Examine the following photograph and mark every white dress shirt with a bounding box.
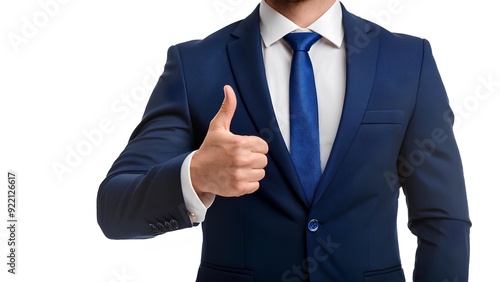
[180,0,346,223]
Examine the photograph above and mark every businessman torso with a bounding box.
[97,3,470,282]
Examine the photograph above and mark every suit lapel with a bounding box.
[226,4,380,207]
[312,5,380,205]
[227,6,309,205]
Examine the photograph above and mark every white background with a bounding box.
[1,0,498,281]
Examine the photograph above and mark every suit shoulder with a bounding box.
[370,19,423,47]
[363,17,426,59]
[343,7,424,49]
[343,8,429,73]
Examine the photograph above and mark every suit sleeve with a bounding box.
[399,40,471,281]
[97,45,196,239]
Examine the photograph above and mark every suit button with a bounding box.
[308,219,319,232]
[156,222,167,232]
[164,219,179,231]
[170,219,179,230]
[149,224,160,233]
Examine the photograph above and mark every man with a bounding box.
[97,0,471,281]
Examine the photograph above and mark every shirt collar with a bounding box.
[260,0,344,48]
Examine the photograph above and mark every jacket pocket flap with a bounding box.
[364,265,405,282]
[362,110,404,124]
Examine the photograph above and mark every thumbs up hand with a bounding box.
[191,85,269,197]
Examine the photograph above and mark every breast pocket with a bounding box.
[361,110,404,125]
[350,110,405,171]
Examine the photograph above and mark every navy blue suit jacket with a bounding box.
[97,4,471,282]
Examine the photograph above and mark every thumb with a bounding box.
[210,85,237,131]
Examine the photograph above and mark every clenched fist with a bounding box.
[191,85,269,197]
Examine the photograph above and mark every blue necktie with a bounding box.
[284,32,322,205]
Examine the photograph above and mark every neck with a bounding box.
[265,0,336,28]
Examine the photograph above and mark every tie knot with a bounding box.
[284,32,322,52]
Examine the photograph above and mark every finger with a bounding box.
[248,168,266,182]
[210,85,237,131]
[246,136,269,154]
[249,153,268,169]
[241,181,260,195]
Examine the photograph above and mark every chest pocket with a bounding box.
[361,110,404,125]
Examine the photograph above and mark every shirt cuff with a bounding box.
[180,151,215,223]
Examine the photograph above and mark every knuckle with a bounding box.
[233,182,247,193]
[208,118,216,127]
[232,156,244,167]
[232,168,246,182]
[232,137,248,148]
[231,156,247,168]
